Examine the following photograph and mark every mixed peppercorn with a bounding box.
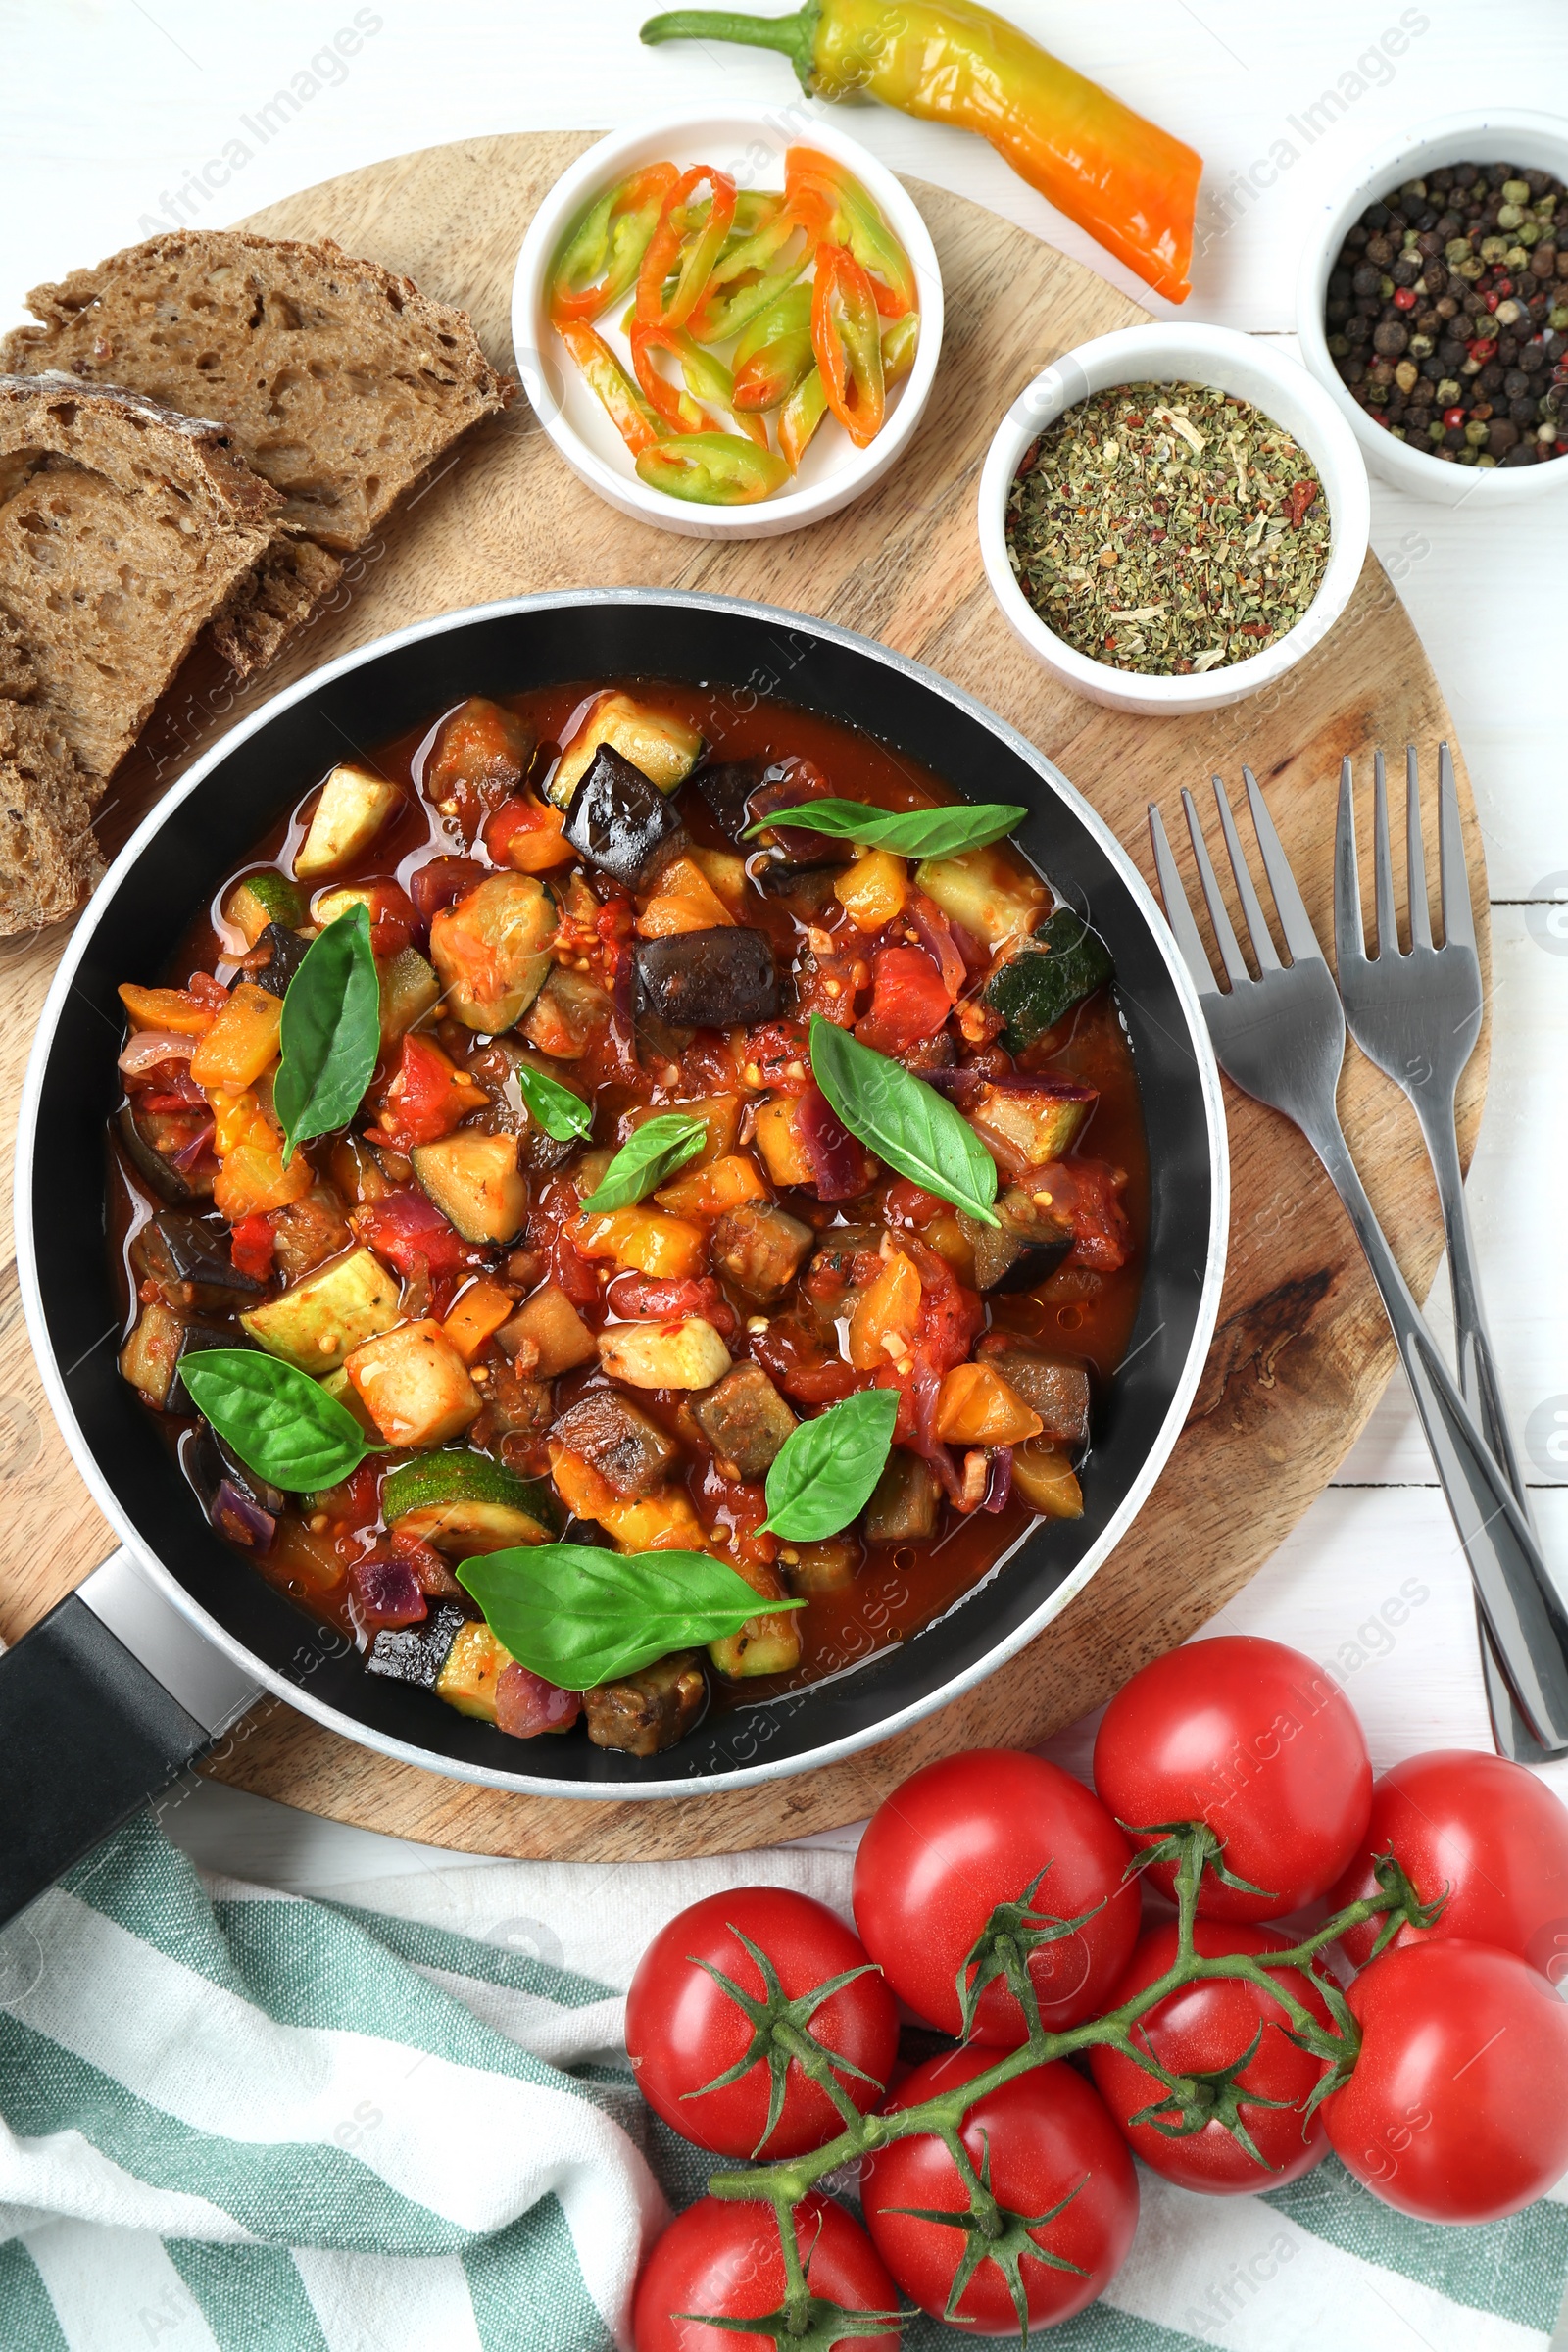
[1325,160,1568,466]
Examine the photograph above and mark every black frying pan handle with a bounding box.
[0,1549,261,1927]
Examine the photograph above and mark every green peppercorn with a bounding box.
[1551,306,1568,329]
[1481,236,1510,262]
[1520,221,1542,246]
[1464,416,1490,446]
[1459,255,1485,280]
[1497,203,1526,230]
[1445,236,1472,265]
[1428,417,1446,440]
[1502,178,1531,202]
[1506,245,1531,270]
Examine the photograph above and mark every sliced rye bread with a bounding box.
[0,374,282,929]
[3,230,513,668]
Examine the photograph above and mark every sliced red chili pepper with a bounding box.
[629,320,710,435]
[636,165,737,331]
[786,147,917,318]
[554,318,661,456]
[1285,480,1318,528]
[810,243,885,450]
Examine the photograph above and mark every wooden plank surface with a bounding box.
[0,132,1488,1859]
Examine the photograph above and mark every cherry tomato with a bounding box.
[1088,1920,1334,2193]
[1323,1939,1568,2222]
[1092,1636,1372,1921]
[633,2195,899,2352]
[1328,1748,1568,1977]
[852,1750,1140,2044]
[861,2044,1137,2335]
[625,1887,898,2159]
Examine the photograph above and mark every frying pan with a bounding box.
[4,592,1228,1925]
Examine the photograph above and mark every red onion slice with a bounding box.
[907,894,965,1003]
[170,1119,217,1173]
[797,1083,866,1200]
[210,1480,276,1552]
[118,1030,197,1076]
[496,1662,583,1740]
[983,1448,1014,1513]
[349,1553,428,1635]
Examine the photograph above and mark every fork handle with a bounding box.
[1410,1102,1545,1758]
[1307,1112,1568,1753]
[1414,1101,1535,1520]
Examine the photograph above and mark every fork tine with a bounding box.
[1437,740,1477,954]
[1212,773,1281,972]
[1243,764,1327,966]
[1181,787,1250,990]
[1148,805,1219,997]
[1333,756,1365,970]
[1373,749,1399,957]
[1405,744,1434,950]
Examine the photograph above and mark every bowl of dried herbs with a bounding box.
[979,323,1370,715]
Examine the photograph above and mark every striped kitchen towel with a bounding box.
[1,1810,1565,2352]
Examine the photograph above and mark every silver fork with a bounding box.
[1334,745,1541,1758]
[1150,769,1568,1754]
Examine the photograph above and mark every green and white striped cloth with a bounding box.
[1,1811,1565,2351]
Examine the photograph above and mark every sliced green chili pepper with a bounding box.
[556,319,662,455]
[636,430,790,504]
[810,241,884,449]
[686,241,809,345]
[779,308,915,470]
[630,321,770,447]
[548,163,678,324]
[733,281,814,411]
[786,146,916,318]
[637,164,738,329]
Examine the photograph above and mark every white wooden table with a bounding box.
[2,0,1566,1887]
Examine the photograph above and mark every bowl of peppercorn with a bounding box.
[1298,109,1568,503]
[978,322,1370,716]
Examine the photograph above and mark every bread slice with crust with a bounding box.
[0,373,280,788]
[3,230,513,673]
[0,697,102,932]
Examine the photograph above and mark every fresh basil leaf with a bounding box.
[457,1544,802,1690]
[808,1014,999,1227]
[583,1112,708,1211]
[762,1388,899,1541]
[274,904,381,1163]
[179,1348,378,1491]
[514,1059,592,1143]
[745,798,1028,858]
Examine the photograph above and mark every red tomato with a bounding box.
[861,2045,1137,2335]
[625,1887,898,2159]
[228,1211,275,1285]
[1323,1939,1568,2221]
[853,1750,1140,2044]
[339,876,416,959]
[1093,1636,1372,1921]
[380,1033,483,1150]
[1328,1748,1568,1977]
[856,945,954,1054]
[1089,1921,1333,2193]
[633,2195,898,2352]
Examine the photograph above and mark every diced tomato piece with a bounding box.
[484,796,574,873]
[605,1270,736,1335]
[229,1212,276,1285]
[529,1172,601,1305]
[186,971,230,1009]
[742,1019,813,1090]
[496,1663,583,1739]
[907,1236,984,1375]
[137,1080,210,1113]
[355,1187,489,1278]
[349,879,417,959]
[750,1314,866,1405]
[856,945,953,1055]
[1037,1157,1134,1272]
[883,1178,947,1229]
[377,1032,486,1152]
[426,697,536,836]
[408,856,486,922]
[389,1525,466,1598]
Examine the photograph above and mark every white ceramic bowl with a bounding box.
[1296,109,1568,507]
[978,323,1371,717]
[511,111,943,541]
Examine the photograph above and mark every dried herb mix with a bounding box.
[1004,381,1331,676]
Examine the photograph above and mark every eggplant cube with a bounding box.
[366,1601,467,1690]
[249,921,311,1001]
[134,1210,262,1310]
[345,1319,483,1446]
[635,928,778,1031]
[564,743,687,888]
[692,758,764,843]
[968,1079,1097,1179]
[691,1362,798,1480]
[961,1187,1074,1295]
[584,1651,707,1755]
[550,1389,681,1497]
[710,1201,814,1303]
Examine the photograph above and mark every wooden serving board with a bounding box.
[0,133,1488,1861]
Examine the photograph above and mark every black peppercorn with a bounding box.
[1487,417,1520,453]
[1373,320,1410,356]
[1352,263,1382,296]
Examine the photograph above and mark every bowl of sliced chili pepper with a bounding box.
[512,111,943,537]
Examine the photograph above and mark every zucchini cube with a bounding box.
[345,1319,482,1447]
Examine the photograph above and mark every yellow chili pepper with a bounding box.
[641,0,1202,302]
